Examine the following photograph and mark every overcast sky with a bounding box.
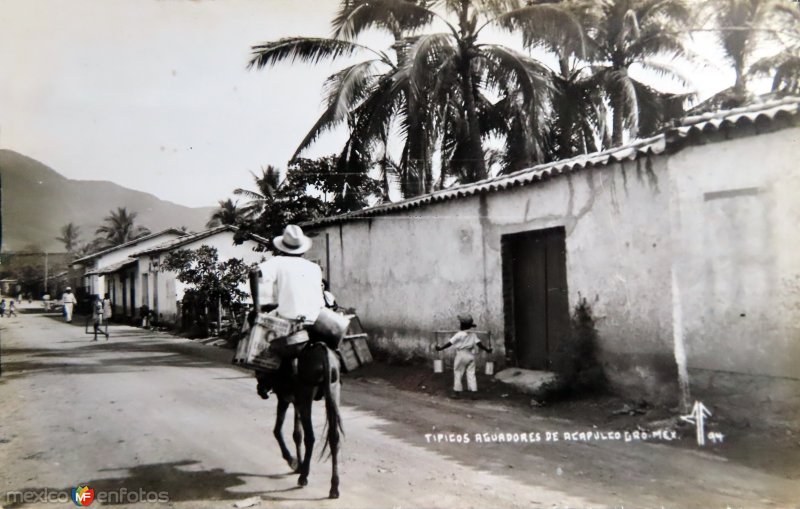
[0,0,736,208]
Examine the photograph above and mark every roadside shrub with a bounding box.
[541,296,607,401]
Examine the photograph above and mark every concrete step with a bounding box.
[495,368,557,395]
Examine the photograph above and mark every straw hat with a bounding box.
[273,225,312,255]
[457,313,476,330]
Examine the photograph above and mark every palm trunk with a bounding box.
[458,0,487,183]
[460,61,486,182]
[612,103,624,147]
[557,56,573,158]
[733,65,747,100]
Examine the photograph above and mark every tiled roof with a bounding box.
[674,96,800,136]
[84,257,137,276]
[72,228,186,265]
[131,225,269,257]
[304,96,800,228]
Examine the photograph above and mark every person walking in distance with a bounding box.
[436,314,493,398]
[91,295,108,341]
[61,287,77,323]
[102,293,113,322]
[7,300,18,317]
[0,299,6,318]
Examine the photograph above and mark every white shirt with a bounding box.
[449,330,480,353]
[62,293,77,305]
[258,256,323,322]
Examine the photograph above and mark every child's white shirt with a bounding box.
[449,330,480,353]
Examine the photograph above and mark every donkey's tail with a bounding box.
[320,343,344,460]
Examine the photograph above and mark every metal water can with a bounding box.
[433,358,444,373]
[309,307,350,345]
[485,360,495,376]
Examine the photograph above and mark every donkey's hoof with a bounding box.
[290,458,300,472]
[298,476,308,487]
[329,488,339,499]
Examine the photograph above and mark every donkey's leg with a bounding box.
[296,392,315,487]
[327,379,342,499]
[273,398,295,470]
[292,406,302,472]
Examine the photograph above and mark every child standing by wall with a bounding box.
[436,314,492,398]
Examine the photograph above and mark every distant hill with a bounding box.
[0,150,215,252]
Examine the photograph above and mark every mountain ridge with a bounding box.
[0,149,215,252]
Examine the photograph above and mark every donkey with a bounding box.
[257,341,343,499]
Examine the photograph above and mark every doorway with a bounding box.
[502,227,569,370]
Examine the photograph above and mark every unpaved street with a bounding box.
[0,307,796,508]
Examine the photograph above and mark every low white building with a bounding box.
[127,225,270,325]
[73,229,187,308]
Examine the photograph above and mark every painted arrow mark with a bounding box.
[680,401,712,446]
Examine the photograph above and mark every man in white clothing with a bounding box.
[61,287,77,323]
[250,224,323,399]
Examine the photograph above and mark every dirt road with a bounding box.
[0,307,796,508]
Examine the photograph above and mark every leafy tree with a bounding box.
[161,245,253,335]
[206,199,246,228]
[234,156,381,249]
[56,223,81,253]
[94,207,151,248]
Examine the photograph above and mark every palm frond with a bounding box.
[291,60,380,160]
[405,33,458,99]
[332,0,438,40]
[493,3,586,58]
[479,44,554,102]
[248,37,369,69]
[232,188,265,201]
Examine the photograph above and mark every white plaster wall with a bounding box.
[306,126,799,400]
[308,154,674,396]
[668,126,800,379]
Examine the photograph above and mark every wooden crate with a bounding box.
[339,339,361,372]
[349,334,373,365]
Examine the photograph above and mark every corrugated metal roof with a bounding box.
[84,257,137,276]
[131,225,269,257]
[73,228,187,265]
[304,96,800,228]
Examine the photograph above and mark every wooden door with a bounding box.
[503,227,569,370]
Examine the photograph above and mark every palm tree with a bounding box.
[56,223,81,253]
[94,207,151,248]
[249,4,422,196]
[250,0,582,196]
[232,166,283,218]
[337,0,584,183]
[206,199,246,228]
[576,0,696,146]
[713,0,800,98]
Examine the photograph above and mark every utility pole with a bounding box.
[44,251,49,294]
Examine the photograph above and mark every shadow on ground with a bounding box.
[1,318,234,380]
[0,459,325,507]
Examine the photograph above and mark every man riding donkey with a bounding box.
[237,224,347,498]
[246,224,328,397]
